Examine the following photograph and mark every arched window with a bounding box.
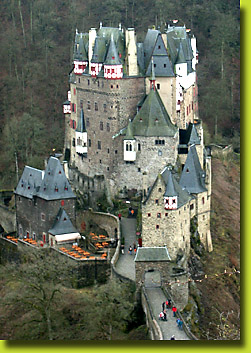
[126,142,132,151]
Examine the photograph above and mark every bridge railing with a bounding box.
[162,286,198,340]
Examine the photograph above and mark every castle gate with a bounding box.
[144,269,161,288]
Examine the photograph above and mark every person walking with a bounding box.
[178,319,183,330]
[118,213,122,220]
[172,306,177,317]
[168,299,172,309]
[128,245,132,255]
[159,311,164,320]
[162,301,165,311]
[163,309,167,321]
[133,242,137,254]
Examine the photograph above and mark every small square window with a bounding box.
[155,199,159,204]
[157,213,161,218]
[138,168,141,172]
[157,83,160,90]
[148,213,151,217]
[165,213,168,217]
[115,150,118,154]
[156,225,159,229]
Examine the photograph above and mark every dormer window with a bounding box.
[65,186,68,191]
[59,170,61,174]
[55,186,58,192]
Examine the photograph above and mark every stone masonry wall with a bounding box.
[67,75,145,178]
[16,195,76,243]
[110,134,178,195]
[141,176,191,262]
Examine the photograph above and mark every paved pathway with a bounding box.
[145,287,190,340]
[114,217,136,281]
[114,217,190,340]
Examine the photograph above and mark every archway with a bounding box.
[144,269,161,288]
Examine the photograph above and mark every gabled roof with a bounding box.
[179,145,207,194]
[134,246,171,262]
[76,109,86,133]
[161,168,192,208]
[143,30,174,77]
[143,29,160,69]
[48,207,78,236]
[166,26,194,68]
[36,157,76,200]
[15,166,43,199]
[123,88,177,137]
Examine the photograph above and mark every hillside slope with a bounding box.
[187,154,240,339]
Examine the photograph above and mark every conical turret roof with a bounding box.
[124,119,134,140]
[104,35,121,65]
[91,36,107,63]
[179,145,207,194]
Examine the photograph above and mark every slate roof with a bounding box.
[91,36,107,63]
[143,29,174,77]
[122,88,177,137]
[161,168,192,208]
[15,157,76,201]
[76,109,86,133]
[166,26,194,73]
[134,247,171,262]
[104,34,122,65]
[143,29,160,69]
[15,166,43,199]
[73,32,88,61]
[179,123,200,146]
[179,145,207,194]
[48,207,78,236]
[124,119,134,140]
[37,157,76,200]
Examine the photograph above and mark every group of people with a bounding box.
[158,299,183,340]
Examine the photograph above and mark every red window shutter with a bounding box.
[74,88,76,95]
[70,119,73,128]
[61,200,65,206]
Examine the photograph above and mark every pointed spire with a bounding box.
[164,170,178,197]
[188,124,200,145]
[104,34,121,65]
[124,119,134,140]
[149,57,156,90]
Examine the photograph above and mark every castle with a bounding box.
[63,22,212,257]
[11,22,213,310]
